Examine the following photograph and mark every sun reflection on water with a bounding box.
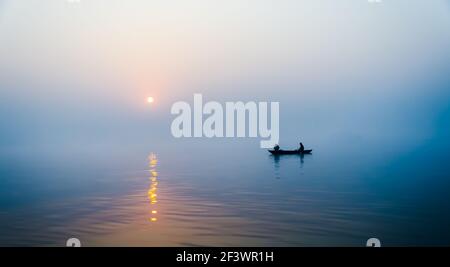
[148,154,158,222]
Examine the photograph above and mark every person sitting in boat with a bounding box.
[299,142,305,153]
[274,144,280,151]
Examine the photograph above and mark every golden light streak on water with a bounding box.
[148,153,158,223]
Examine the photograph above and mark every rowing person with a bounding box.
[299,142,305,153]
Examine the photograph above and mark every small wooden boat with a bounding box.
[268,149,312,155]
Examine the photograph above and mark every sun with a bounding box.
[147,97,154,104]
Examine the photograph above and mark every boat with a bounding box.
[268,149,312,155]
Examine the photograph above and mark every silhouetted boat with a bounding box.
[268,149,312,155]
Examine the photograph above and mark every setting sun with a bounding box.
[147,97,154,104]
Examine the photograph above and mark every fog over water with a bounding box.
[0,0,449,246]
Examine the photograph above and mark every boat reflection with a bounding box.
[148,154,158,222]
[272,155,281,179]
[270,153,308,179]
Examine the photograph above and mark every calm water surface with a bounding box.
[0,137,449,246]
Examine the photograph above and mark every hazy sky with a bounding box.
[0,0,449,148]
